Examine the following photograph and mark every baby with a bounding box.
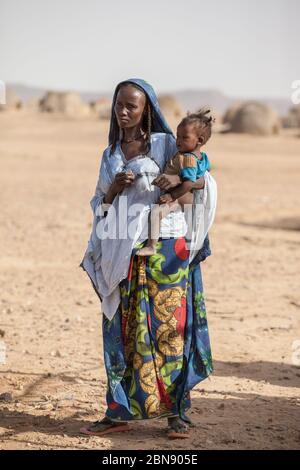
[137,108,213,256]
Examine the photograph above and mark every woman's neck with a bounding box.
[122,125,143,141]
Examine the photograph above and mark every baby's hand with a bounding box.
[159,193,174,204]
[152,174,181,190]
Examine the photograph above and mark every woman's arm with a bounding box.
[153,174,205,191]
[152,173,181,190]
[168,180,194,200]
[91,160,135,212]
[191,176,205,190]
[159,176,205,206]
[103,184,118,205]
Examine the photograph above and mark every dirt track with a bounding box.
[0,112,299,449]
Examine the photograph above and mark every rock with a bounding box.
[60,393,74,401]
[37,403,54,411]
[0,392,13,402]
[51,350,62,358]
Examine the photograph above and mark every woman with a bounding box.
[79,78,216,439]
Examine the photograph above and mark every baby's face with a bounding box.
[176,124,200,153]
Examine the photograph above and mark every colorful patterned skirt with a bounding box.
[102,236,213,423]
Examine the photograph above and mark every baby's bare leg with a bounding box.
[137,201,180,256]
[177,191,193,209]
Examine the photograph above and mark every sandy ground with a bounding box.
[0,111,299,450]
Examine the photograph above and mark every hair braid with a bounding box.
[145,102,152,154]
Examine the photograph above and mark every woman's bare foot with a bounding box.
[167,417,190,439]
[137,245,157,256]
[80,417,129,436]
[181,414,196,428]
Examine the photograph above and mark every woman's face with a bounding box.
[114,84,146,129]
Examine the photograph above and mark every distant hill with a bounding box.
[173,89,291,116]
[173,89,232,114]
[7,83,291,116]
[6,83,112,104]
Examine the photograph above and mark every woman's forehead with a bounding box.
[116,84,146,103]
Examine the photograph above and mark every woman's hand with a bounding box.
[192,176,205,190]
[112,170,135,193]
[104,170,135,204]
[159,193,174,204]
[152,174,181,190]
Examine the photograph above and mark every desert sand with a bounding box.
[0,111,299,450]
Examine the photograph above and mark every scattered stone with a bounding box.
[36,403,54,411]
[59,393,74,401]
[0,392,13,402]
[51,350,62,358]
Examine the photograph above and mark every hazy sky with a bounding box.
[0,0,299,97]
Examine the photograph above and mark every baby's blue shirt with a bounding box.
[180,152,211,182]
